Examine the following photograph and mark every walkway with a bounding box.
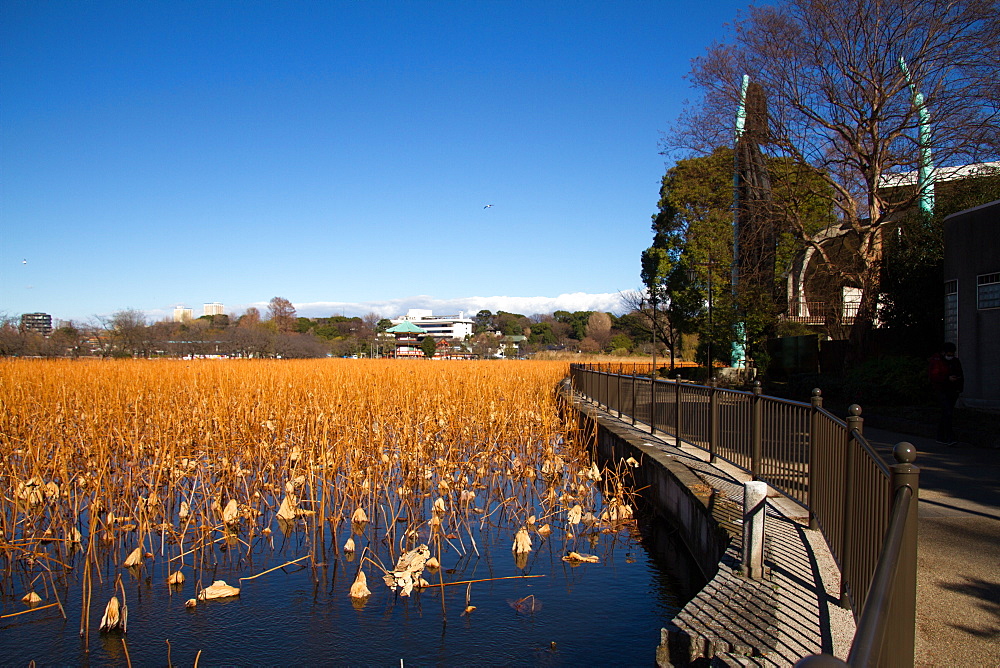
[862,427,1000,667]
[658,433,855,665]
[572,397,855,665]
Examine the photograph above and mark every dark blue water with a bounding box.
[1,513,695,666]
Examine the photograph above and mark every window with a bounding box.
[944,280,958,345]
[978,273,1000,310]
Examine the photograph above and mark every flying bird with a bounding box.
[483,204,493,209]
[22,259,27,264]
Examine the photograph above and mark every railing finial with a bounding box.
[893,441,917,465]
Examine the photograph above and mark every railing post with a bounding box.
[808,388,822,530]
[674,373,682,443]
[650,372,657,435]
[742,480,768,580]
[886,442,919,666]
[604,368,609,409]
[617,366,622,419]
[630,373,637,426]
[840,404,863,610]
[751,380,762,479]
[708,377,718,463]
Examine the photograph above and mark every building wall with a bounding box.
[392,310,474,340]
[944,200,1000,406]
[21,312,53,336]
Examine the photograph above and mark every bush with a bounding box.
[842,356,929,406]
[778,373,844,402]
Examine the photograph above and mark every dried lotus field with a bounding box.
[0,359,691,665]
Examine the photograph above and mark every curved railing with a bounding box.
[569,363,918,667]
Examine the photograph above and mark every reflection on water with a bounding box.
[1,512,694,665]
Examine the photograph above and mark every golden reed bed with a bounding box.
[1,359,640,640]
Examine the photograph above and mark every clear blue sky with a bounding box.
[2,0,748,323]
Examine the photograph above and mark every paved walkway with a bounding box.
[576,401,856,665]
[862,427,1000,667]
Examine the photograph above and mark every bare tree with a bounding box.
[239,307,261,327]
[619,290,690,370]
[109,308,150,357]
[267,297,296,334]
[674,0,1000,350]
[585,312,613,350]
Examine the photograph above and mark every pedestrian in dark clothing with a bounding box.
[929,342,964,445]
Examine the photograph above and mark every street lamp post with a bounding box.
[650,292,657,382]
[690,257,716,380]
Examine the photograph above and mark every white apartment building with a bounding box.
[203,302,225,317]
[173,307,193,323]
[391,309,474,340]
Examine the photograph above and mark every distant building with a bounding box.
[20,312,53,336]
[385,320,427,357]
[173,307,193,323]
[203,302,225,317]
[390,309,474,340]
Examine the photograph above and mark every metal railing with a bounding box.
[569,363,918,667]
[785,300,861,325]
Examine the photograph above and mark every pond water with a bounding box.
[1,512,695,666]
[1,361,703,665]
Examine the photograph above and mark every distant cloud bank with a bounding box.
[143,292,628,323]
[289,293,626,319]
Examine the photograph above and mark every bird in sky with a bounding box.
[483,204,493,209]
[22,259,27,264]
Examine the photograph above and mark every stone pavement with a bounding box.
[862,427,1000,668]
[654,432,855,666]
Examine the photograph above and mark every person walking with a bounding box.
[929,342,964,445]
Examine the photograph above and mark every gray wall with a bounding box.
[944,200,1000,406]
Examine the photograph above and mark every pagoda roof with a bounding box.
[386,321,426,334]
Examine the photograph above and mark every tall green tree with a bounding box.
[420,334,438,358]
[646,146,834,368]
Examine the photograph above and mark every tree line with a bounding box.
[0,298,671,359]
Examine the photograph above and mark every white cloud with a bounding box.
[142,293,627,323]
[292,293,626,319]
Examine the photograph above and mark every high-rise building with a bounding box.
[20,312,53,336]
[173,307,193,323]
[203,302,225,317]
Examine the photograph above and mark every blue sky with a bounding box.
[2,0,748,323]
